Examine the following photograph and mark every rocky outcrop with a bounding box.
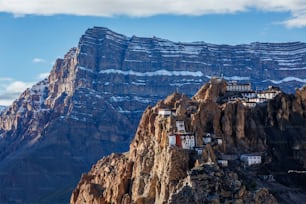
[193,77,227,102]
[169,165,277,204]
[1,27,306,203]
[71,153,133,204]
[71,79,306,203]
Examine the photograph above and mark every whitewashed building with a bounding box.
[240,154,262,166]
[203,134,212,144]
[216,138,223,145]
[248,97,267,103]
[168,133,195,150]
[226,81,252,92]
[194,146,205,155]
[218,160,228,167]
[242,101,257,108]
[158,109,172,117]
[181,134,195,150]
[176,121,186,132]
[241,91,257,98]
[257,91,279,100]
[168,135,176,146]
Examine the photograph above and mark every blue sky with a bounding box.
[1,0,306,105]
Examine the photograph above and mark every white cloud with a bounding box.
[0,73,50,106]
[283,11,306,28]
[0,0,306,27]
[0,99,14,107]
[0,79,34,106]
[6,81,33,93]
[32,58,46,63]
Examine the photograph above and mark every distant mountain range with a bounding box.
[1,27,306,203]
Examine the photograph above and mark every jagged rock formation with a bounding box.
[1,27,306,203]
[71,79,306,204]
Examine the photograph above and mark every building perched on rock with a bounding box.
[240,154,262,166]
[168,133,195,150]
[225,80,281,108]
[226,81,252,92]
[72,77,306,204]
[217,159,228,167]
[242,101,257,108]
[158,108,176,117]
[176,120,186,132]
[257,86,281,100]
[203,133,212,144]
[158,108,172,117]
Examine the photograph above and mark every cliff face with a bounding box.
[1,27,306,203]
[72,78,306,204]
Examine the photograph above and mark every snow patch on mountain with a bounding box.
[110,96,151,103]
[99,69,204,77]
[278,67,306,71]
[77,66,94,73]
[265,77,306,84]
[206,75,250,81]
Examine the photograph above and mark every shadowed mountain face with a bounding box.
[1,27,306,203]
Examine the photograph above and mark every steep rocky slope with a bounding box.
[1,27,306,203]
[71,79,306,204]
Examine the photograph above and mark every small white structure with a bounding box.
[168,135,176,146]
[218,160,228,167]
[203,134,212,144]
[158,109,171,117]
[180,134,195,150]
[248,97,266,103]
[240,154,262,166]
[226,81,252,92]
[176,121,186,132]
[257,91,279,100]
[194,146,205,155]
[242,101,257,108]
[292,144,301,150]
[216,138,223,145]
[168,133,195,150]
[241,91,256,98]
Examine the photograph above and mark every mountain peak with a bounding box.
[81,26,128,42]
[1,27,306,203]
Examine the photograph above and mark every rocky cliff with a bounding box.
[71,78,306,204]
[1,27,306,203]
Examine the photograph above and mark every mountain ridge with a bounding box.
[1,26,306,203]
